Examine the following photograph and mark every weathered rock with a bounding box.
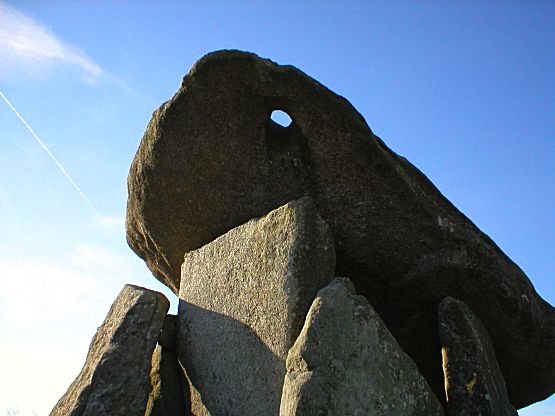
[145,346,189,416]
[439,297,517,416]
[50,285,169,416]
[177,197,335,416]
[126,50,555,407]
[280,277,444,416]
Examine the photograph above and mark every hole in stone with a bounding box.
[270,110,293,128]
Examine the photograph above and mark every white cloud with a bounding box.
[0,2,103,83]
[0,245,129,329]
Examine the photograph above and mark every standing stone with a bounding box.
[281,277,445,416]
[146,315,189,416]
[178,197,335,416]
[50,285,169,416]
[439,297,517,416]
[126,49,555,407]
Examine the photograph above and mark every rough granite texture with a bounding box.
[439,297,518,416]
[177,197,336,416]
[50,285,169,416]
[126,49,555,407]
[280,277,445,416]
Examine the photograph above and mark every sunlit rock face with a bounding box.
[126,49,555,408]
[177,198,335,416]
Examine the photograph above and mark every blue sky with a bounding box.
[0,1,553,414]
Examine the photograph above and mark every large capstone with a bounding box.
[50,285,169,416]
[439,297,518,416]
[280,277,445,416]
[126,49,555,407]
[177,197,335,416]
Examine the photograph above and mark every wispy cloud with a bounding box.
[96,214,125,233]
[0,2,103,83]
[0,246,130,334]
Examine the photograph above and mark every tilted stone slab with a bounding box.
[50,284,169,416]
[281,277,445,416]
[126,49,555,407]
[439,297,518,415]
[178,197,335,416]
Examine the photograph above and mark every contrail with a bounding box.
[0,89,100,216]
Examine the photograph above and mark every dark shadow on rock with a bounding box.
[177,301,283,416]
[264,115,315,201]
[147,345,191,416]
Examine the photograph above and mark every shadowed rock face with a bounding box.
[126,49,555,408]
[439,297,517,416]
[146,315,188,416]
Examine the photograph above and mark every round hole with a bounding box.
[270,110,293,127]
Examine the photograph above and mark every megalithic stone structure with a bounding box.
[126,49,555,408]
[177,198,335,416]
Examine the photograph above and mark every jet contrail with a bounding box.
[0,89,100,216]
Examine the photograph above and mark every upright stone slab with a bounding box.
[439,297,517,416]
[126,49,555,407]
[281,278,444,416]
[51,285,169,416]
[178,197,335,416]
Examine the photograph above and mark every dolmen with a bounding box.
[52,50,554,415]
